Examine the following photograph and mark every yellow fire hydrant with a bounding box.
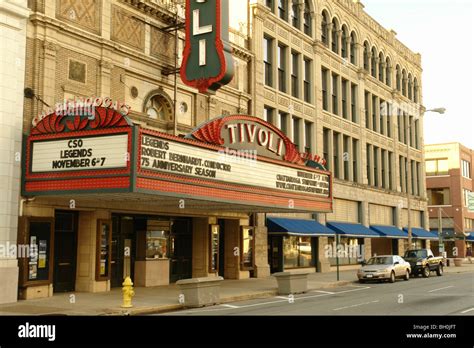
[121,276,135,308]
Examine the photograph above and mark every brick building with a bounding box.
[425,142,474,257]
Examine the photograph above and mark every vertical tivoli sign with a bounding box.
[181,0,234,94]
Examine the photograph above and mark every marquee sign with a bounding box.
[23,103,332,212]
[180,0,234,94]
[23,101,134,195]
[140,133,330,197]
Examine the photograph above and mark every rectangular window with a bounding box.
[404,157,408,193]
[283,236,313,268]
[277,44,287,93]
[304,121,313,153]
[303,58,311,103]
[291,51,299,98]
[414,119,419,149]
[372,95,377,132]
[408,116,414,147]
[403,113,408,145]
[352,139,359,183]
[379,99,385,135]
[343,135,350,180]
[366,144,372,186]
[264,106,274,125]
[332,73,338,115]
[388,152,393,190]
[365,91,370,129]
[303,2,312,36]
[292,116,301,150]
[323,128,330,170]
[425,158,449,176]
[464,189,472,207]
[381,149,386,188]
[240,226,254,270]
[322,68,329,111]
[373,146,379,187]
[386,102,392,137]
[427,188,450,205]
[278,0,288,21]
[266,0,274,10]
[399,155,404,192]
[333,132,340,178]
[264,36,273,87]
[280,111,288,136]
[462,160,471,178]
[398,109,403,143]
[416,162,421,196]
[351,83,357,123]
[291,2,300,28]
[342,79,348,119]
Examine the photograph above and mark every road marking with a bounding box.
[460,307,474,314]
[311,290,335,294]
[221,304,240,308]
[170,286,371,314]
[428,286,454,293]
[333,300,380,311]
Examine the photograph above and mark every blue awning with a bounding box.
[326,222,380,238]
[267,217,334,236]
[430,228,455,239]
[466,233,474,242]
[403,227,438,240]
[370,225,408,238]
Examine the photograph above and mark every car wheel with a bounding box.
[359,279,365,284]
[436,263,443,276]
[404,269,410,281]
[422,266,430,278]
[389,271,396,283]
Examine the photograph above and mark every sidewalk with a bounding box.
[0,263,471,316]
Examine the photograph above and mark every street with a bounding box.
[162,272,474,316]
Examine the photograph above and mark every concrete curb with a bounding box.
[117,279,356,315]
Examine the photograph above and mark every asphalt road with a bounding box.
[161,272,474,316]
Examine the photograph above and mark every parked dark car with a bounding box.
[403,249,444,277]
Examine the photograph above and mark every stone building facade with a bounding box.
[12,0,430,301]
[0,0,30,305]
[250,0,429,266]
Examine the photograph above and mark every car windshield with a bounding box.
[366,257,392,265]
[404,250,427,258]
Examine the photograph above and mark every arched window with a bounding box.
[341,25,349,58]
[396,65,401,91]
[408,74,413,100]
[378,52,384,82]
[363,41,370,71]
[402,69,407,96]
[291,0,300,29]
[331,18,339,54]
[144,91,174,122]
[413,78,419,103]
[350,31,357,64]
[303,0,312,36]
[321,10,329,45]
[278,0,288,21]
[385,57,391,86]
[370,47,377,77]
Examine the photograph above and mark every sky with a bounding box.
[228,0,474,148]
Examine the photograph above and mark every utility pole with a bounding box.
[406,116,413,250]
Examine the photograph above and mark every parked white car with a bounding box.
[357,255,411,283]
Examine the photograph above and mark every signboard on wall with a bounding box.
[180,0,234,93]
[140,133,330,198]
[31,134,129,173]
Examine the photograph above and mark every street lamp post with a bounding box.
[406,107,445,250]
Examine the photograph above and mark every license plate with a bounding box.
[366,274,373,278]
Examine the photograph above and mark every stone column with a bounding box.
[254,213,270,278]
[192,217,212,278]
[0,0,30,304]
[317,236,331,272]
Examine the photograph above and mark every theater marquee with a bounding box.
[23,106,332,212]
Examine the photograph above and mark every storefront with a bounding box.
[19,102,332,298]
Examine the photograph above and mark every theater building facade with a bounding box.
[13,0,431,300]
